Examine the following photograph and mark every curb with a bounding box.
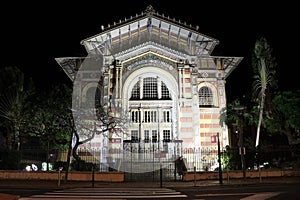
[0,193,20,200]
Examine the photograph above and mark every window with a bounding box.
[144,130,149,143]
[131,110,140,123]
[129,77,171,100]
[144,110,157,123]
[130,81,140,100]
[131,130,139,143]
[199,86,214,107]
[163,130,170,142]
[143,77,157,99]
[161,82,171,99]
[152,130,157,142]
[162,110,171,122]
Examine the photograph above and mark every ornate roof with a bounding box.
[80,5,219,57]
[56,5,243,80]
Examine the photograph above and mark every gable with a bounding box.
[56,6,243,81]
[80,6,219,57]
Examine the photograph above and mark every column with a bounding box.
[139,77,143,99]
[157,76,161,99]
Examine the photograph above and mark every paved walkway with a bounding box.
[1,176,299,200]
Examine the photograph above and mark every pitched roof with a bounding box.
[80,5,219,57]
[56,5,243,80]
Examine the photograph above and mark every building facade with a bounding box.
[56,6,243,172]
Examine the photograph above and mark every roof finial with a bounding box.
[145,5,155,15]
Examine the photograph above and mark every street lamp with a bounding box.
[138,105,141,155]
[233,105,246,181]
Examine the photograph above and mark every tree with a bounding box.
[71,98,128,167]
[226,99,248,170]
[25,83,73,170]
[0,66,35,150]
[252,37,277,148]
[26,84,73,147]
[264,90,300,157]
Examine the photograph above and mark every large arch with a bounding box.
[122,64,180,140]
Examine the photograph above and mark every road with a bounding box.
[1,182,299,199]
[176,182,300,199]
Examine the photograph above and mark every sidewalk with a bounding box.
[1,176,300,188]
[1,176,300,200]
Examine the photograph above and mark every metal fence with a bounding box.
[1,146,299,181]
[56,146,220,172]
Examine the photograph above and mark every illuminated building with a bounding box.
[56,5,243,172]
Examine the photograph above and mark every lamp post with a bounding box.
[233,105,246,181]
[138,104,143,162]
[217,132,223,184]
[157,106,162,188]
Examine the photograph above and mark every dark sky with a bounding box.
[1,1,299,102]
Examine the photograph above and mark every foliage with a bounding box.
[0,66,35,150]
[226,99,244,123]
[221,147,231,170]
[251,37,278,98]
[226,91,300,166]
[264,90,300,147]
[24,83,73,151]
[252,37,277,147]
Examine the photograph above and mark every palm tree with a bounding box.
[0,66,35,150]
[252,37,277,148]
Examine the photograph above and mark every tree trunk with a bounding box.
[64,132,73,183]
[255,91,266,147]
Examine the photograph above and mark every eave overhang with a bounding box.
[55,57,85,81]
[212,56,243,78]
[55,6,243,82]
[80,6,219,58]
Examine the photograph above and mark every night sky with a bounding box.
[1,1,299,102]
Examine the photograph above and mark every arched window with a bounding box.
[161,82,171,99]
[199,86,214,107]
[130,81,140,100]
[143,77,157,99]
[129,77,171,100]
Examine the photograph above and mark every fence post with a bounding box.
[217,133,223,184]
[193,166,196,187]
[160,162,163,188]
[92,165,95,187]
[58,167,63,187]
[227,166,230,183]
